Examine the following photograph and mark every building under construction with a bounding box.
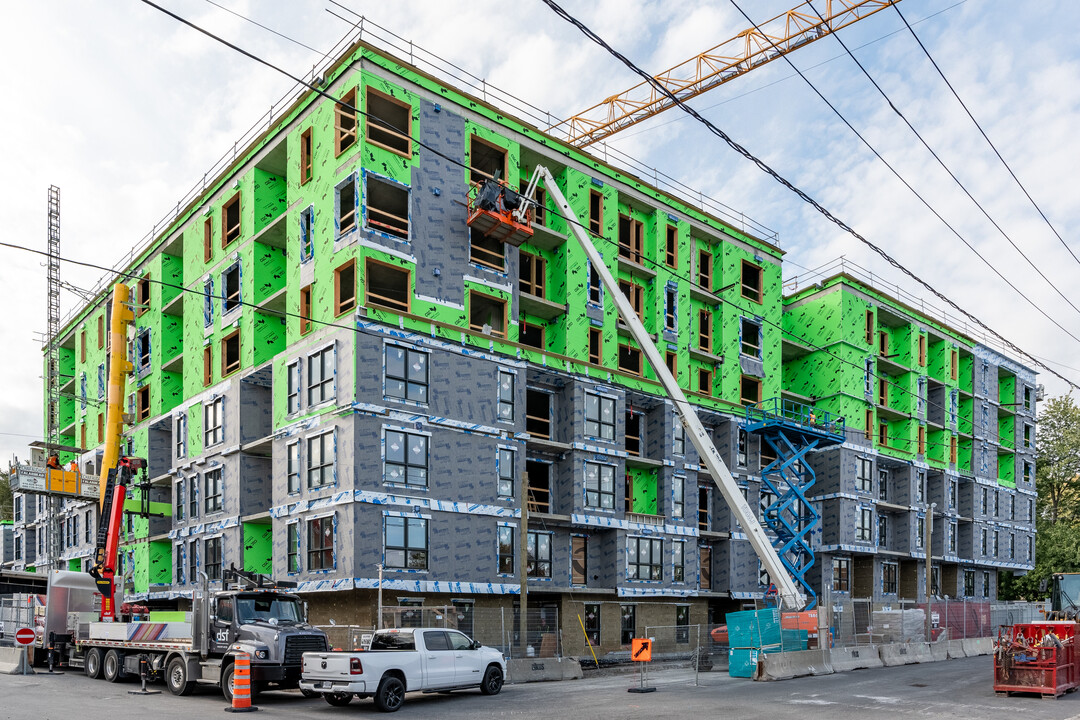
[6,28,1035,654]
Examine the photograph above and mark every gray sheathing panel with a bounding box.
[239,377,273,445]
[409,101,469,306]
[238,455,273,516]
[727,538,765,596]
[807,449,842,496]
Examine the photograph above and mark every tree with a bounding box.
[1000,394,1080,600]
[1036,394,1080,525]
[0,469,11,522]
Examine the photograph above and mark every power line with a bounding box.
[201,0,321,54]
[539,0,1078,392]
[791,0,1080,322]
[724,0,1080,346]
[96,3,1066,430]
[893,3,1080,272]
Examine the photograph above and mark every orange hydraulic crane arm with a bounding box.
[553,0,901,147]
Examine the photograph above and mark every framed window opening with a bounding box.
[385,344,429,403]
[588,263,602,305]
[697,309,712,352]
[204,468,223,514]
[384,515,428,570]
[588,190,603,236]
[334,259,356,316]
[497,370,515,422]
[336,175,358,237]
[307,431,335,488]
[741,319,761,357]
[204,537,222,581]
[618,214,644,264]
[572,536,588,586]
[299,206,314,262]
[299,127,313,185]
[366,174,409,240]
[665,225,678,268]
[136,274,151,316]
[365,258,411,313]
[584,392,615,440]
[365,86,411,156]
[299,285,312,335]
[221,194,241,248]
[832,557,851,592]
[469,135,507,184]
[287,522,300,573]
[335,88,357,156]
[286,361,300,415]
[287,441,300,494]
[307,515,335,571]
[697,248,712,291]
[618,280,644,323]
[698,368,713,396]
[588,327,602,364]
[137,385,151,422]
[221,329,241,377]
[520,321,545,349]
[498,526,515,575]
[497,447,515,497]
[204,397,223,446]
[307,345,335,406]
[203,217,213,263]
[526,531,552,578]
[740,260,763,303]
[618,343,642,376]
[584,462,615,510]
[740,375,761,405]
[519,252,546,298]
[664,285,677,330]
[665,351,677,377]
[864,309,874,345]
[627,537,662,581]
[673,541,686,583]
[468,290,507,338]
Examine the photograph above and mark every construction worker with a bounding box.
[46,453,60,469]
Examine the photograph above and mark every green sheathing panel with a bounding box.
[998,374,1016,405]
[68,559,81,571]
[957,437,973,474]
[149,540,172,586]
[627,467,658,515]
[958,353,974,394]
[243,522,273,574]
[999,413,1016,451]
[999,452,1016,486]
[926,427,947,468]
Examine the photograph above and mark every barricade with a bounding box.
[829,645,883,671]
[224,653,257,713]
[946,640,967,659]
[962,637,993,656]
[507,657,582,684]
[753,649,833,681]
[0,646,33,675]
[928,642,949,662]
[879,643,920,666]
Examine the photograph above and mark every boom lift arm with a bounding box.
[520,166,806,610]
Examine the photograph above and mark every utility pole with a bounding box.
[925,502,936,642]
[519,471,529,657]
[376,563,384,630]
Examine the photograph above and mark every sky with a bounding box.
[1,0,1077,465]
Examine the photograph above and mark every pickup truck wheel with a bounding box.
[480,665,503,696]
[84,648,102,679]
[324,692,354,706]
[374,676,405,712]
[166,657,193,696]
[103,650,123,683]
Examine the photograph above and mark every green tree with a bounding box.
[1000,394,1080,600]
[0,469,12,522]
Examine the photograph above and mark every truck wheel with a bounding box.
[166,657,193,696]
[480,665,503,696]
[103,650,123,682]
[325,692,354,706]
[84,648,103,679]
[374,675,405,712]
[222,664,258,704]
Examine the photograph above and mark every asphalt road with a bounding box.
[2,656,1079,720]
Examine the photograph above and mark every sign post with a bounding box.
[14,628,35,676]
[628,638,656,694]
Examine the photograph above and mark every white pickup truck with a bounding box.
[300,627,506,712]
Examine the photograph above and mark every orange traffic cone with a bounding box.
[224,652,259,713]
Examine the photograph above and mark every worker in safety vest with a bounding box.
[46,454,60,469]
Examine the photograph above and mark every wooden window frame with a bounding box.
[470,227,506,270]
[864,310,874,345]
[365,86,412,158]
[221,193,242,249]
[619,279,645,323]
[697,248,712,291]
[299,127,313,185]
[365,258,411,313]
[950,436,958,464]
[469,135,507,184]
[918,335,927,366]
[740,375,761,405]
[299,285,312,335]
[864,409,873,441]
[334,259,357,317]
[221,329,241,378]
[520,321,545,350]
[366,174,409,240]
[665,351,677,377]
[878,377,888,406]
[137,385,150,422]
[520,251,546,298]
[878,422,888,447]
[136,274,151,316]
[203,217,213,263]
[878,330,889,357]
[335,88,357,156]
[917,425,926,455]
[468,290,507,338]
[697,309,712,353]
[664,286,677,330]
[98,413,104,442]
[698,368,713,396]
[588,327,602,364]
[665,225,678,268]
[522,182,546,225]
[950,350,958,380]
[740,260,763,303]
[337,175,357,237]
[618,343,642,376]
[618,214,644,264]
[588,190,603,236]
[588,264,602,305]
[98,314,105,349]
[80,331,86,363]
[203,345,213,387]
[740,318,761,357]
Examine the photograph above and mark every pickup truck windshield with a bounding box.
[370,631,416,650]
[235,595,303,625]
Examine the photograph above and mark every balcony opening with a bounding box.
[470,136,506,184]
[526,460,550,513]
[625,412,641,456]
[525,389,551,438]
[366,87,411,156]
[366,176,409,240]
[520,321,545,350]
[468,291,506,338]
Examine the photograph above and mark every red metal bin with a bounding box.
[994,621,1080,698]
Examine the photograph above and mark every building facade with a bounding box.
[8,38,1035,652]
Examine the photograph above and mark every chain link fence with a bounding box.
[827,598,1047,646]
[0,594,39,647]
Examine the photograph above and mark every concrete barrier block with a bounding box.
[506,657,582,684]
[946,640,967,659]
[879,643,919,666]
[754,649,833,681]
[829,645,884,672]
[928,642,949,662]
[0,647,34,675]
[962,637,993,657]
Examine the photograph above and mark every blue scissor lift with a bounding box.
[744,398,846,610]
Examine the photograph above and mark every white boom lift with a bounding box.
[520,166,806,611]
